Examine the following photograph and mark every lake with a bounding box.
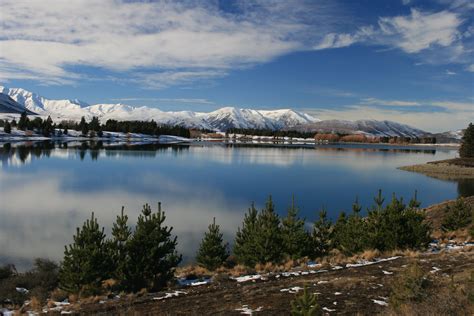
[0,141,471,270]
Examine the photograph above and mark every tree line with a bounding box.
[58,190,434,295]
[1,113,191,138]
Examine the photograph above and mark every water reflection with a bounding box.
[0,141,471,270]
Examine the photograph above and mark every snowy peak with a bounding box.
[0,86,89,114]
[204,107,319,130]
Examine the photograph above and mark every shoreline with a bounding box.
[399,158,474,180]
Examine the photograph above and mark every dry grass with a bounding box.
[29,296,42,311]
[50,288,69,302]
[101,278,118,290]
[137,288,148,297]
[175,265,211,279]
[226,264,253,277]
[80,295,105,305]
[68,294,79,304]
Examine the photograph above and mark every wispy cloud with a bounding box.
[0,0,322,87]
[0,1,472,88]
[110,97,214,105]
[361,98,421,107]
[313,9,471,68]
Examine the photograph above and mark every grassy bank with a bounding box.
[399,158,474,180]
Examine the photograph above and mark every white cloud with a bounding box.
[0,0,311,87]
[467,64,474,72]
[377,9,462,53]
[313,9,469,66]
[361,97,420,107]
[314,33,357,50]
[0,1,471,87]
[110,97,214,105]
[445,70,457,75]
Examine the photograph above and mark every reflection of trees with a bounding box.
[457,179,474,197]
[0,141,191,164]
[223,142,437,155]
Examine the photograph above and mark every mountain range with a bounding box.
[0,86,448,139]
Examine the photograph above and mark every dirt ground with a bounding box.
[64,249,473,316]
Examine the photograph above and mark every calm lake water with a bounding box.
[1,141,472,270]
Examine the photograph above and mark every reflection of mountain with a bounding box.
[0,141,442,168]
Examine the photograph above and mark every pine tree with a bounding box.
[4,121,11,134]
[253,196,283,264]
[409,190,421,209]
[89,116,101,132]
[110,207,132,288]
[42,116,54,137]
[234,203,259,266]
[460,123,474,158]
[196,218,229,270]
[18,111,29,131]
[281,196,310,260]
[331,211,347,251]
[310,209,332,258]
[441,197,473,231]
[290,284,321,316]
[352,196,362,214]
[59,213,112,294]
[63,127,68,135]
[126,203,181,292]
[374,189,385,210]
[79,117,88,136]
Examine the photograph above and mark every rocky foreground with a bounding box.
[57,247,473,315]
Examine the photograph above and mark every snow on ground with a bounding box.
[372,299,388,306]
[232,274,262,283]
[177,278,212,286]
[280,286,303,294]
[153,290,187,300]
[235,305,263,315]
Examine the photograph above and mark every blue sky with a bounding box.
[0,0,473,131]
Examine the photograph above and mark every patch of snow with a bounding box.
[177,278,211,287]
[233,274,262,283]
[430,267,441,274]
[280,286,303,294]
[0,309,14,316]
[235,305,263,315]
[322,307,336,312]
[16,287,29,294]
[153,290,187,300]
[317,280,329,284]
[334,292,342,295]
[382,270,393,275]
[372,299,388,306]
[307,261,320,268]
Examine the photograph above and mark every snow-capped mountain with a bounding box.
[0,93,36,114]
[297,119,427,138]
[0,86,319,131]
[0,86,89,114]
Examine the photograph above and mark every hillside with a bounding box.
[296,119,428,138]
